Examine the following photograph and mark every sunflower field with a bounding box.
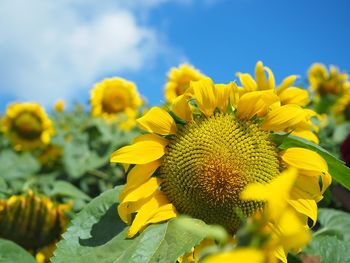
[0,62,350,263]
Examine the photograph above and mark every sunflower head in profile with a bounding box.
[0,191,71,262]
[308,63,350,97]
[111,75,331,258]
[164,64,206,103]
[2,103,54,150]
[333,91,350,122]
[90,78,143,129]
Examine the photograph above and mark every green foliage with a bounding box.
[52,186,215,263]
[271,132,350,190]
[304,208,350,263]
[0,150,40,180]
[0,239,36,263]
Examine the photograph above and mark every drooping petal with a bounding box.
[191,78,217,117]
[281,148,328,176]
[137,107,177,135]
[272,208,311,255]
[145,203,177,225]
[111,134,168,164]
[278,87,310,106]
[236,73,258,91]
[288,187,318,226]
[294,175,323,202]
[119,160,161,200]
[127,190,172,237]
[172,94,193,122]
[236,90,280,120]
[291,129,319,144]
[118,178,161,224]
[261,105,306,131]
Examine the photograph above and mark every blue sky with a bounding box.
[0,0,349,111]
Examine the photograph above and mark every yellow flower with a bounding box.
[111,77,330,241]
[236,61,310,106]
[333,91,350,121]
[90,78,143,126]
[2,102,54,150]
[164,64,206,102]
[241,169,311,262]
[203,248,265,263]
[0,191,71,263]
[308,63,350,96]
[53,99,65,112]
[37,144,63,166]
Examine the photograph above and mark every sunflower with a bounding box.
[0,191,71,263]
[90,78,143,128]
[237,61,318,144]
[53,99,65,112]
[2,103,54,150]
[164,64,206,103]
[37,144,63,167]
[333,91,350,121]
[236,61,310,107]
[111,78,331,244]
[308,63,350,96]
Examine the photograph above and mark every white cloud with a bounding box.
[0,0,174,106]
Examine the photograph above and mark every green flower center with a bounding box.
[160,114,280,232]
[13,112,43,140]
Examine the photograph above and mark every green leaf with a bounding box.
[62,141,108,178]
[271,132,350,190]
[50,181,91,201]
[0,239,36,263]
[304,236,350,263]
[0,150,40,180]
[304,208,350,263]
[52,187,209,263]
[314,208,350,241]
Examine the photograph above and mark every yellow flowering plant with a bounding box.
[1,63,350,263]
[50,64,350,263]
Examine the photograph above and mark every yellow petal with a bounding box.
[214,82,235,112]
[119,160,161,200]
[276,75,298,94]
[264,66,275,89]
[145,203,177,225]
[255,61,268,90]
[261,104,306,131]
[203,248,265,263]
[281,148,328,176]
[137,107,177,135]
[288,187,318,226]
[291,130,319,144]
[236,73,257,91]
[278,87,310,106]
[111,134,168,164]
[294,175,323,202]
[275,208,311,251]
[118,177,161,224]
[241,168,298,220]
[127,190,171,237]
[172,94,192,122]
[274,246,287,263]
[191,78,217,117]
[236,90,280,119]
